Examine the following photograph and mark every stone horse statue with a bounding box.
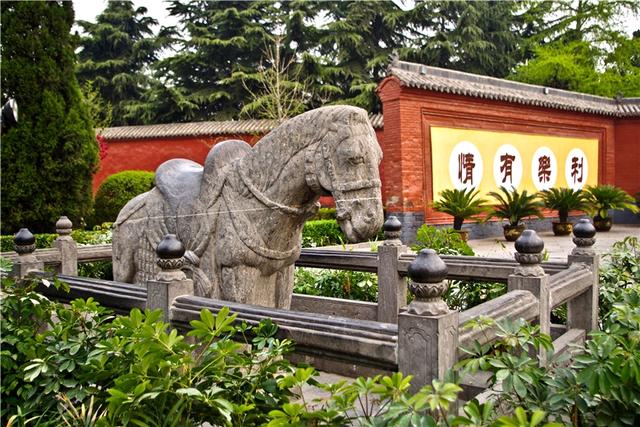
[112,105,384,309]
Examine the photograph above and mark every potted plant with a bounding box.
[488,186,544,241]
[585,185,639,231]
[539,187,587,236]
[432,188,487,241]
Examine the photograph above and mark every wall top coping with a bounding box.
[387,59,640,118]
[99,113,383,142]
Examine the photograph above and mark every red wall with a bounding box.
[377,77,620,224]
[614,118,640,197]
[94,93,636,221]
[93,134,260,192]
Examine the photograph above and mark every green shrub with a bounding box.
[302,219,346,247]
[598,235,639,324]
[0,270,559,427]
[1,274,298,426]
[294,268,378,302]
[91,170,155,227]
[310,207,337,221]
[412,225,475,256]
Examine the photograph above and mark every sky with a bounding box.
[74,0,638,37]
[73,0,178,30]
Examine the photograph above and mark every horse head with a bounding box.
[306,106,384,242]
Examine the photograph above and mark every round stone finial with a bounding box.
[573,218,596,239]
[406,249,450,316]
[156,234,185,273]
[14,228,36,255]
[572,218,596,255]
[55,216,73,235]
[384,216,402,232]
[513,230,545,276]
[514,230,544,254]
[383,215,402,241]
[156,234,186,259]
[408,249,448,283]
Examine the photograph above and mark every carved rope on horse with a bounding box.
[112,105,384,309]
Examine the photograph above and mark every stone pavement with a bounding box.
[468,224,640,261]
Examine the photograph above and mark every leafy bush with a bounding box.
[488,186,544,227]
[599,236,640,324]
[412,225,475,256]
[294,268,378,302]
[0,272,561,426]
[1,274,299,426]
[91,170,155,227]
[445,281,507,311]
[459,280,640,426]
[302,219,346,248]
[310,207,337,221]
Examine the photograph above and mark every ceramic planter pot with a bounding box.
[503,224,525,242]
[593,215,612,232]
[552,221,573,236]
[455,229,469,242]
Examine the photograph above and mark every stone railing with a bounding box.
[4,216,600,398]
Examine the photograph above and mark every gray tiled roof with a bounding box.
[101,114,384,141]
[388,60,640,117]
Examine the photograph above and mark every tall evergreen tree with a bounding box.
[1,1,99,233]
[76,1,168,125]
[406,1,524,77]
[317,1,407,112]
[152,0,279,121]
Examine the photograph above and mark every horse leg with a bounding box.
[275,265,295,309]
[220,265,255,304]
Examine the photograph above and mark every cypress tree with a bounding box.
[1,1,99,234]
[76,1,166,125]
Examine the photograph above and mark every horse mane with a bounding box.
[239,106,372,190]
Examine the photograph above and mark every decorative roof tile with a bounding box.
[101,114,383,141]
[387,60,640,118]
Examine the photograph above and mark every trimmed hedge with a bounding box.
[91,170,155,227]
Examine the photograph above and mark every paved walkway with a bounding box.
[468,224,639,261]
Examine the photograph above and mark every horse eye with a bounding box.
[348,155,365,165]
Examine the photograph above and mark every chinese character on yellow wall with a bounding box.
[432,127,598,201]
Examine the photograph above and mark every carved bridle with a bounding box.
[305,132,381,220]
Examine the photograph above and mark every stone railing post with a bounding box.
[10,228,44,279]
[507,230,550,359]
[53,216,77,276]
[567,218,599,331]
[398,249,458,393]
[377,216,408,323]
[146,234,194,322]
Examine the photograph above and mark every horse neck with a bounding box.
[240,128,319,209]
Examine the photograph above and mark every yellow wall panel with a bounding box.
[431,127,598,200]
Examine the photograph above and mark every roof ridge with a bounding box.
[392,60,618,105]
[100,113,384,140]
[389,60,638,117]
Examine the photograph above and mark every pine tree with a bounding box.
[317,1,407,112]
[406,1,524,77]
[154,0,278,121]
[1,1,99,234]
[76,0,168,125]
